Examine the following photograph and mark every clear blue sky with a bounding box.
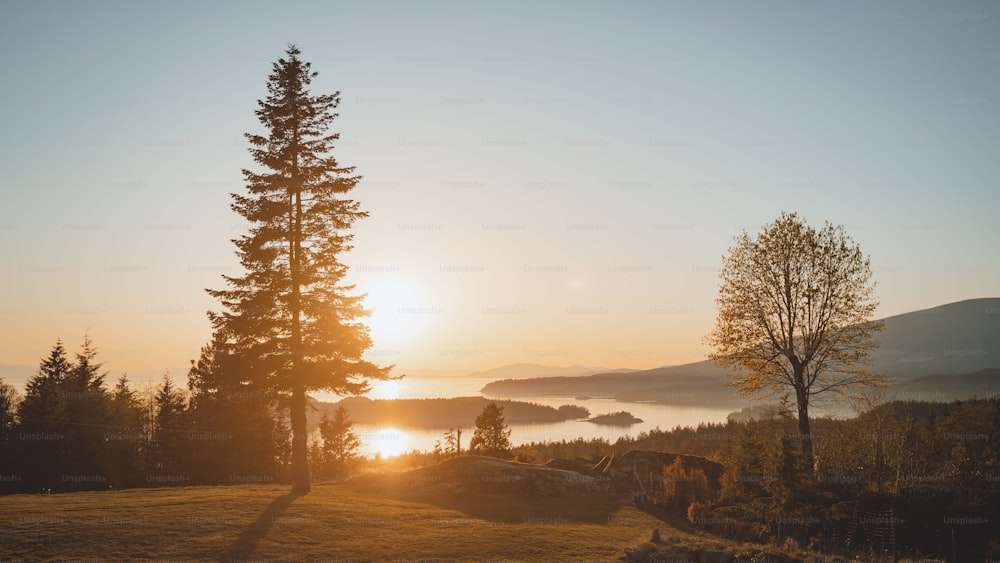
[1,0,998,384]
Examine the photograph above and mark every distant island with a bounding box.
[585,411,643,426]
[314,396,590,429]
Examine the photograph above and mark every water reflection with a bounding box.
[354,400,734,458]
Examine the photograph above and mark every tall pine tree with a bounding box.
[207,45,391,493]
[62,334,111,489]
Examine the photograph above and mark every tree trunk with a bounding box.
[289,139,309,493]
[290,383,310,493]
[795,385,814,470]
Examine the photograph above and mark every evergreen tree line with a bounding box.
[0,336,355,493]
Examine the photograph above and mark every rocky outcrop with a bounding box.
[354,455,615,496]
[353,450,726,497]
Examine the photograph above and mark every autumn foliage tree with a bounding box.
[707,212,885,468]
[662,457,709,509]
[207,45,392,492]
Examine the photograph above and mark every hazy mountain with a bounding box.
[892,368,1000,402]
[480,362,739,404]
[874,297,999,378]
[466,363,638,380]
[482,298,1000,404]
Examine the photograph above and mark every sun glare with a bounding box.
[373,379,402,400]
[362,279,428,347]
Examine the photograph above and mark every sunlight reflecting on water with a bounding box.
[357,426,409,458]
[351,401,736,458]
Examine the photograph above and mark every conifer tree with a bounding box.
[443,427,462,457]
[469,402,512,459]
[62,334,111,487]
[150,373,187,479]
[17,340,74,490]
[0,378,18,488]
[317,406,361,479]
[17,340,72,442]
[186,338,287,484]
[207,44,391,492]
[0,379,15,446]
[16,337,116,491]
[107,375,145,487]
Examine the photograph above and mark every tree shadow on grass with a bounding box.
[348,457,626,524]
[223,491,304,560]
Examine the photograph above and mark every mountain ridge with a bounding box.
[481,298,1000,403]
[465,362,640,380]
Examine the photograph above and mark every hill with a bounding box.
[893,368,1000,402]
[481,298,1000,405]
[354,455,615,496]
[875,298,999,378]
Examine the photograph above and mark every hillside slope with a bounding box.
[482,298,1000,405]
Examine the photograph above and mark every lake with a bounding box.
[314,377,735,457]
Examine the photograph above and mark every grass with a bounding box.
[0,481,705,561]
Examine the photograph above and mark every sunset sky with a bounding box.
[1,1,998,385]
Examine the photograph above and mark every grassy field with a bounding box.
[0,481,711,561]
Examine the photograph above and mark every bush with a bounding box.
[662,457,709,509]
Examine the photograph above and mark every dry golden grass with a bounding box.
[0,481,703,561]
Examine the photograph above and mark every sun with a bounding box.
[373,379,403,400]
